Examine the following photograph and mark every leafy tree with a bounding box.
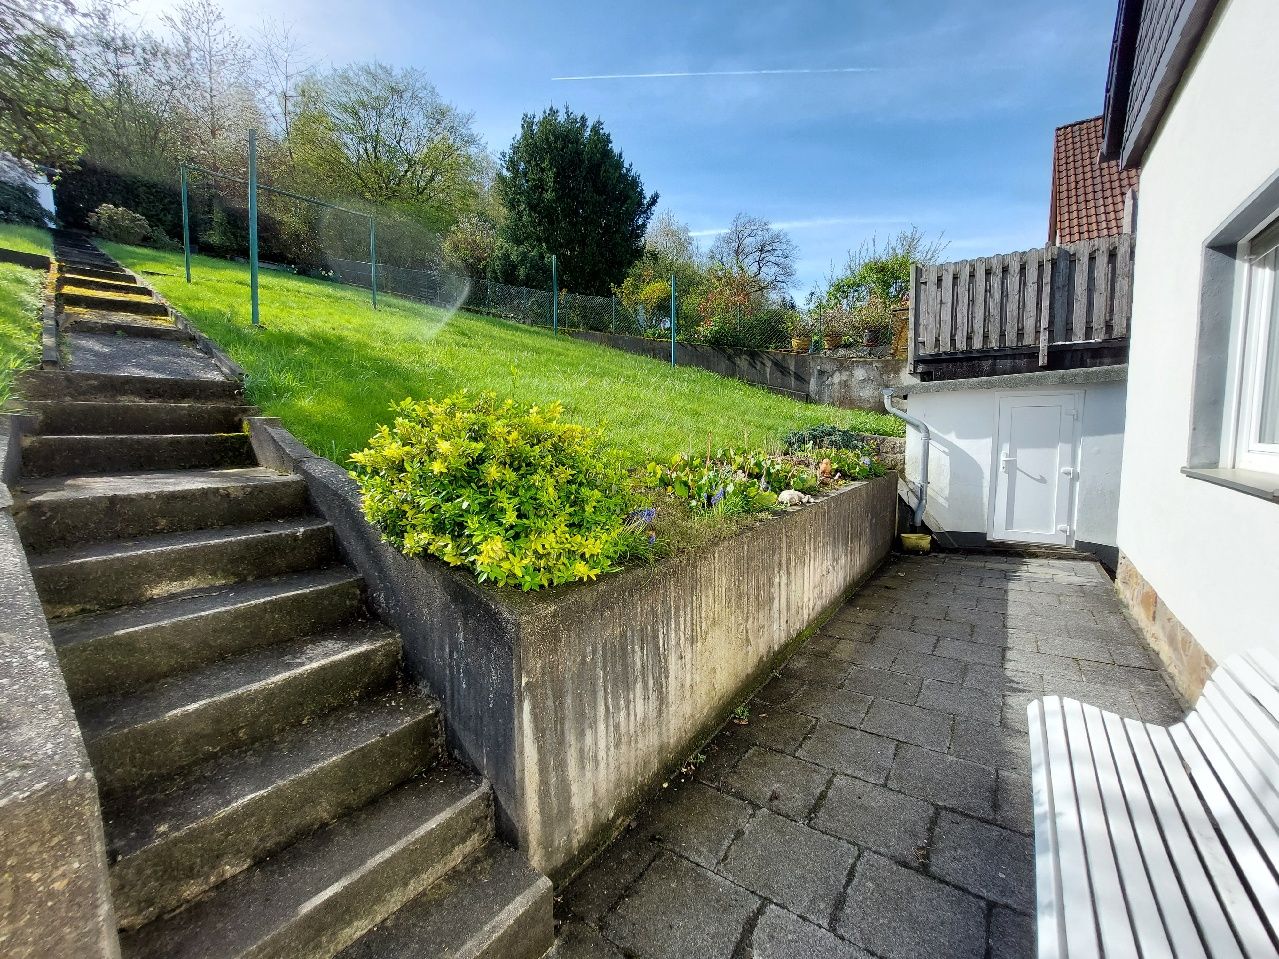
[491,106,657,296]
[290,62,488,232]
[444,213,498,278]
[709,214,797,298]
[814,227,948,311]
[0,0,93,168]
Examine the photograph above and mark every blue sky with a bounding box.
[133,0,1120,295]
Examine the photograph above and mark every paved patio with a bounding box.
[555,552,1185,959]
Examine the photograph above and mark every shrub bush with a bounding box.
[350,391,643,590]
[0,181,51,226]
[88,203,154,244]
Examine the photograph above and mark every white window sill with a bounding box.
[1181,467,1279,503]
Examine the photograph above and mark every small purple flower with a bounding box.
[626,507,657,526]
[647,530,657,544]
[710,487,725,507]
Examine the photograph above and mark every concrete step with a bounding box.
[120,770,494,959]
[13,467,307,552]
[31,517,337,618]
[15,369,242,404]
[21,432,255,477]
[339,842,554,959]
[53,565,364,703]
[61,289,168,317]
[60,312,191,342]
[107,690,443,929]
[78,622,401,796]
[58,275,147,295]
[22,400,251,436]
[61,265,134,284]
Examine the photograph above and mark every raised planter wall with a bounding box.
[248,419,896,880]
[567,331,913,411]
[0,415,120,958]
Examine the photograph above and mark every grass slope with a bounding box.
[0,224,52,256]
[0,262,45,404]
[107,244,903,464]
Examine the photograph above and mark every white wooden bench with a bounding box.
[1028,652,1279,959]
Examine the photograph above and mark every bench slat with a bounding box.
[1063,699,1140,959]
[1221,658,1279,757]
[1194,682,1279,852]
[1124,718,1246,959]
[1042,697,1103,959]
[1145,722,1267,958]
[1176,713,1279,945]
[1030,699,1067,959]
[1079,703,1177,959]
[1207,668,1279,793]
[1100,710,1207,959]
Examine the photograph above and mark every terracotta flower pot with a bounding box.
[791,336,812,353]
[823,333,844,350]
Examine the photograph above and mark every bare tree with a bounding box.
[710,213,797,297]
[644,209,699,267]
[258,19,311,158]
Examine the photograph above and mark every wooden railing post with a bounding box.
[908,262,919,373]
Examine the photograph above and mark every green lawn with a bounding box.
[0,224,52,257]
[106,244,903,465]
[0,262,45,404]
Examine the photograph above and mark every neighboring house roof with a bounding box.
[1101,0,1223,168]
[1049,116,1140,244]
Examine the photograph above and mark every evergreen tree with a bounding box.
[491,106,656,295]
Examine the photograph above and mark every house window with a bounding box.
[1234,216,1279,473]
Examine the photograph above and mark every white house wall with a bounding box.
[904,381,1127,552]
[1116,0,1279,669]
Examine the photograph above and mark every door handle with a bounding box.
[1000,455,1015,472]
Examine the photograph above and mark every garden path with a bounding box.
[555,552,1183,959]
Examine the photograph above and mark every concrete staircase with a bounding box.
[7,234,553,959]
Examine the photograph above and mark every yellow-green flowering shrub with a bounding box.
[350,391,641,590]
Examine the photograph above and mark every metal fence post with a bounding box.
[369,217,378,309]
[180,165,191,283]
[551,254,558,333]
[611,295,616,334]
[669,273,677,367]
[247,129,260,328]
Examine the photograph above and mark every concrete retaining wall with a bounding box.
[567,331,912,412]
[248,419,896,879]
[0,416,120,958]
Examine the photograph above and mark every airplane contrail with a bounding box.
[551,67,876,81]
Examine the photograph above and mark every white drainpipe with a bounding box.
[881,387,930,530]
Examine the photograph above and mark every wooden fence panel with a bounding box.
[912,234,1134,365]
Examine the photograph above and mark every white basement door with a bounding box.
[989,393,1079,547]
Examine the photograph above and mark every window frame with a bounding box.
[1230,219,1279,473]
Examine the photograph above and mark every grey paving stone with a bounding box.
[1037,677,1140,716]
[949,716,1030,772]
[890,649,964,682]
[916,679,1003,723]
[945,605,1007,628]
[963,662,1043,694]
[974,625,1039,649]
[644,782,754,869]
[754,673,805,707]
[751,906,871,959]
[827,640,860,662]
[996,771,1033,834]
[804,634,843,657]
[859,699,953,751]
[935,637,1003,666]
[1004,649,1085,681]
[888,743,996,819]
[1133,695,1188,726]
[837,851,986,959]
[990,905,1036,959]
[875,626,940,654]
[563,829,660,924]
[930,810,1034,912]
[722,747,832,821]
[843,665,923,705]
[811,775,933,863]
[1078,660,1175,694]
[1106,642,1161,669]
[552,920,626,959]
[838,641,899,669]
[695,735,753,789]
[798,721,898,784]
[788,685,873,728]
[1034,634,1117,664]
[784,654,852,688]
[735,707,817,753]
[718,809,857,925]
[601,854,760,959]
[822,618,880,643]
